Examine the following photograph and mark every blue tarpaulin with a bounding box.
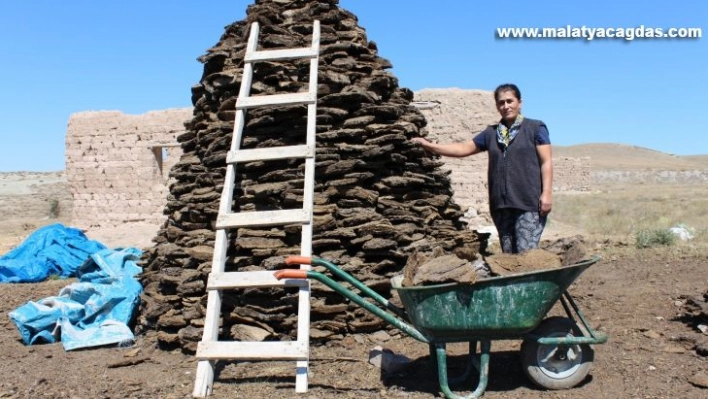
[0,223,106,283]
[3,224,144,351]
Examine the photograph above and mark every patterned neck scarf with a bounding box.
[496,114,524,147]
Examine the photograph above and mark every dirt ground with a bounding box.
[1,244,707,399]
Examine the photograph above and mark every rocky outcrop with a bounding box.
[137,0,486,352]
[592,170,708,184]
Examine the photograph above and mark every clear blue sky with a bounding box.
[1,0,705,172]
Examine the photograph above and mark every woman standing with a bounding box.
[412,83,553,253]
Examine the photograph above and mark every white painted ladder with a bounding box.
[193,20,320,397]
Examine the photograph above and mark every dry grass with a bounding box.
[552,182,708,257]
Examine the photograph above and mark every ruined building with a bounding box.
[137,0,486,351]
[66,109,192,230]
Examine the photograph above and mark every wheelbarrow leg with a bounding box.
[429,342,477,385]
[435,341,491,399]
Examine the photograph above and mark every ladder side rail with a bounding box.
[193,20,261,398]
[299,19,320,262]
[229,22,260,155]
[294,20,320,394]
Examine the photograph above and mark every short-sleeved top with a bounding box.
[472,118,551,212]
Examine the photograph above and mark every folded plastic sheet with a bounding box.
[0,223,106,283]
[9,247,143,351]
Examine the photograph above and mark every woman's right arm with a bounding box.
[411,137,480,158]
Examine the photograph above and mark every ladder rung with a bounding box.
[236,92,316,109]
[227,144,314,164]
[207,271,309,289]
[196,341,309,361]
[217,209,311,229]
[245,47,318,62]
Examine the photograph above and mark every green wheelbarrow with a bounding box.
[276,255,607,399]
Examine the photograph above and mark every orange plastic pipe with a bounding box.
[285,256,312,266]
[274,269,308,280]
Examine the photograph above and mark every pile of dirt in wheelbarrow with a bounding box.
[484,248,562,275]
[487,235,590,275]
[402,236,588,286]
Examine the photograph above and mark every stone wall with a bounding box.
[65,108,191,230]
[413,88,591,224]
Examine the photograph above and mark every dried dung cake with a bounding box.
[401,248,476,287]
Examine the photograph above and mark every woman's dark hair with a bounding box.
[494,83,521,101]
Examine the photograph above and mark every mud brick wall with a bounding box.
[65,108,191,229]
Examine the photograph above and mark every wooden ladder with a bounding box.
[193,20,321,397]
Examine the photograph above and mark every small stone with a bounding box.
[352,334,366,344]
[368,346,411,374]
[339,335,358,349]
[688,372,708,388]
[695,339,708,356]
[369,330,392,342]
[648,365,657,371]
[230,324,274,341]
[643,330,661,339]
[662,345,686,354]
[368,346,384,368]
[123,348,141,358]
[310,328,334,339]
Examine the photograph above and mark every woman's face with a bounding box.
[495,90,522,124]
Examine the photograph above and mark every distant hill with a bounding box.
[554,143,708,171]
[684,154,708,166]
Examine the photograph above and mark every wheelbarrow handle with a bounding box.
[284,255,409,321]
[285,256,312,266]
[272,267,428,343]
[274,269,308,280]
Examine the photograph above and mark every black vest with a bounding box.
[479,118,544,213]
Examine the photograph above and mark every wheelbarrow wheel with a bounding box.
[521,317,594,390]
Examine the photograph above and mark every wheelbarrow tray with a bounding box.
[391,259,595,342]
